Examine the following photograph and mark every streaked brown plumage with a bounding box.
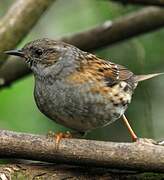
[5,38,163,141]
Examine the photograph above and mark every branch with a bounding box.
[0,0,55,66]
[111,0,164,7]
[0,130,164,172]
[0,163,164,179]
[1,7,164,88]
[61,7,164,51]
[0,57,31,87]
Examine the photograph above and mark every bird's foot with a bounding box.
[55,131,72,147]
[47,131,72,149]
[134,138,158,145]
[47,130,87,149]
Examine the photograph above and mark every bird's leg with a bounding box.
[47,131,85,149]
[122,114,138,142]
[55,131,72,147]
[47,131,72,148]
[122,116,159,145]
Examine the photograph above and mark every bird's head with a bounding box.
[5,38,78,77]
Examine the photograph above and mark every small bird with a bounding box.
[5,38,163,142]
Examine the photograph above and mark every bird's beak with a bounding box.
[4,49,25,57]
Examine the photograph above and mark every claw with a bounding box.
[135,138,157,145]
[46,131,84,149]
[54,131,72,148]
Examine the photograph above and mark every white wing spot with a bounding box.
[114,64,119,80]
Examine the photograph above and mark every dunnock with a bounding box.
[5,38,163,141]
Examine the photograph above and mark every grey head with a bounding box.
[5,38,82,78]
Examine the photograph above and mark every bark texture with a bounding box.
[0,130,163,173]
[0,163,163,179]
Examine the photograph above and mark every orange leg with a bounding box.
[122,114,138,142]
[54,131,72,148]
[47,131,72,148]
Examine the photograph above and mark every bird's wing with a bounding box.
[67,53,134,87]
[85,54,134,86]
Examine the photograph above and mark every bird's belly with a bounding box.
[34,80,132,132]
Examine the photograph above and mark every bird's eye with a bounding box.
[34,48,43,56]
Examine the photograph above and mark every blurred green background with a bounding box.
[0,0,164,142]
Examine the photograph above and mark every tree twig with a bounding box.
[0,0,55,66]
[0,130,164,172]
[0,57,31,87]
[62,7,164,51]
[111,0,164,7]
[1,7,164,88]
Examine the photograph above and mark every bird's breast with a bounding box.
[34,78,133,132]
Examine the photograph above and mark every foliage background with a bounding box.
[0,0,164,141]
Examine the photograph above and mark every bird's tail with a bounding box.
[134,72,164,82]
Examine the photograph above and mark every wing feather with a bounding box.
[68,53,135,89]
